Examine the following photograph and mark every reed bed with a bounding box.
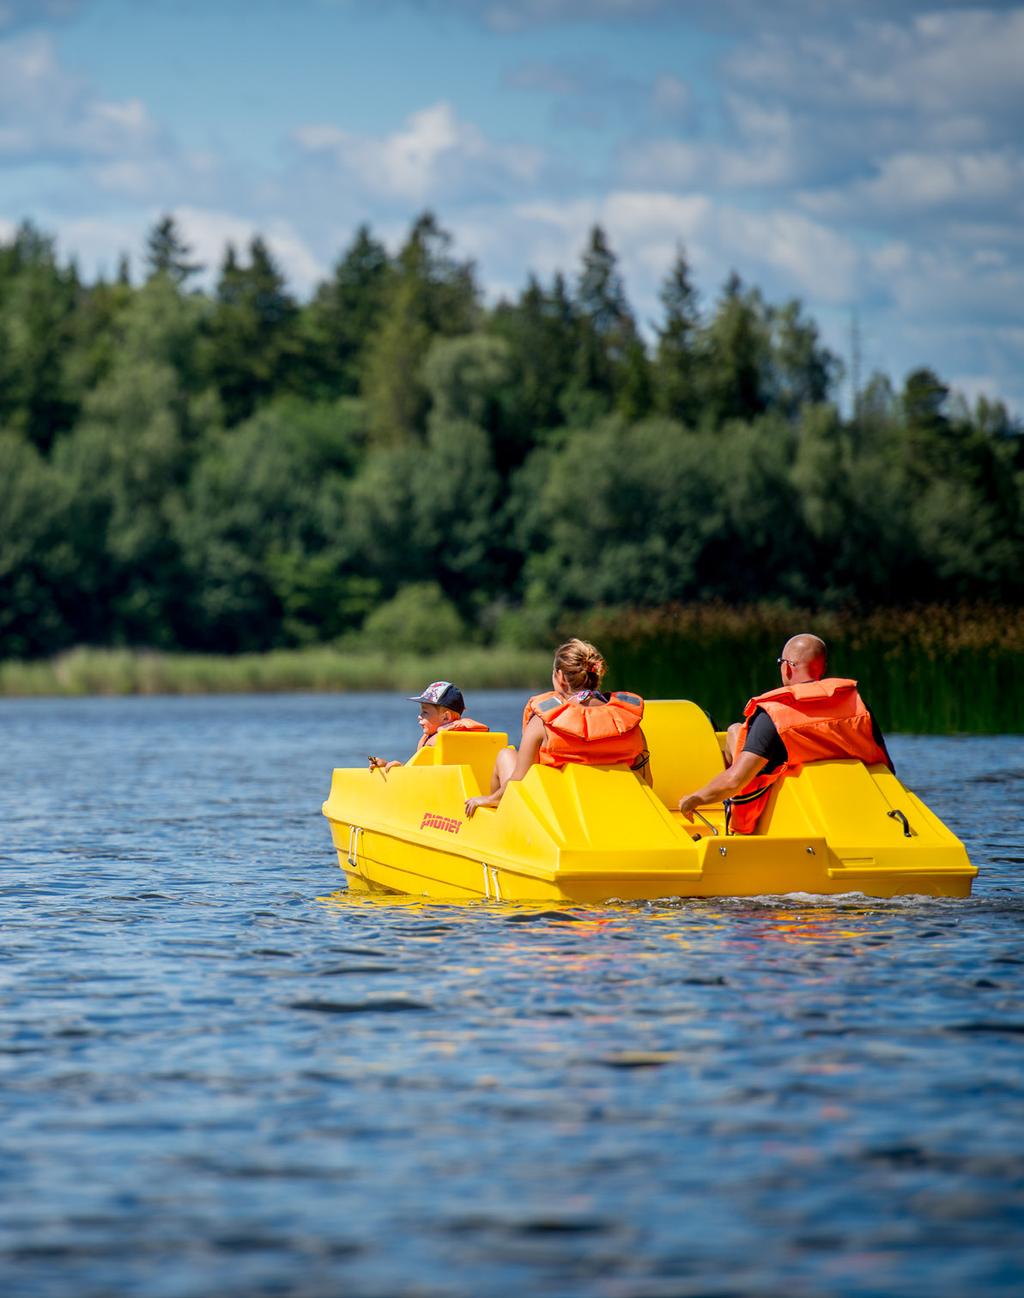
[582,603,1024,735]
[0,646,550,700]
[1,604,1020,733]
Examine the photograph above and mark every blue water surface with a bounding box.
[1,692,1022,1298]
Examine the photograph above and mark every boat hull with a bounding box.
[322,703,976,902]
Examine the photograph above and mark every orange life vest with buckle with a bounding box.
[416,716,489,750]
[727,678,891,834]
[524,690,645,769]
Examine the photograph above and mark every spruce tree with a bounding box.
[568,226,642,419]
[304,224,391,398]
[144,215,203,286]
[361,212,479,444]
[202,237,299,426]
[654,246,701,426]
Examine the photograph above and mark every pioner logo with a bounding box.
[420,811,463,835]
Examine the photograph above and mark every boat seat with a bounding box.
[643,699,728,810]
[412,729,510,795]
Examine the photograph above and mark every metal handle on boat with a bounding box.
[887,809,912,838]
[691,810,718,837]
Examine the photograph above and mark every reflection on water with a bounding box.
[0,693,1022,1297]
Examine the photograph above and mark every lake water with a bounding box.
[2,691,1023,1298]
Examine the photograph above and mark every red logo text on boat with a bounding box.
[420,811,463,835]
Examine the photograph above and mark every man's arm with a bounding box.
[678,749,768,821]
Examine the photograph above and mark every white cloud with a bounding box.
[0,32,160,162]
[729,9,1024,117]
[838,149,1023,215]
[872,244,1024,326]
[173,207,325,294]
[948,372,1013,410]
[47,209,324,295]
[651,73,691,119]
[622,132,796,190]
[291,101,542,204]
[53,214,147,278]
[459,189,856,330]
[3,2,1020,414]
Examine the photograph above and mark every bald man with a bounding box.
[678,634,892,831]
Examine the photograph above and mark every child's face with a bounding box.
[417,703,452,737]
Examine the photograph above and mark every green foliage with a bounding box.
[488,272,578,463]
[144,215,203,286]
[422,333,513,426]
[0,212,1021,675]
[302,224,391,398]
[0,433,71,656]
[520,416,725,607]
[0,222,79,451]
[361,212,480,445]
[580,603,1024,735]
[654,247,701,426]
[344,415,501,603]
[360,582,466,654]
[175,397,362,650]
[202,238,299,426]
[0,644,549,697]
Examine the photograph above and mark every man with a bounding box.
[677,634,892,833]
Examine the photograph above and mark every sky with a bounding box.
[2,0,1022,414]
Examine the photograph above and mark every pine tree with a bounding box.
[303,224,391,398]
[488,272,579,461]
[202,237,299,426]
[361,212,479,444]
[700,272,770,427]
[144,215,203,286]
[567,226,642,420]
[654,246,701,426]
[0,222,79,451]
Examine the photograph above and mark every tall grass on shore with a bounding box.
[0,646,551,700]
[2,604,1021,734]
[583,603,1024,735]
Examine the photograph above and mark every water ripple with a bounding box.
[0,696,1022,1297]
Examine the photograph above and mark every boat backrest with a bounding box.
[415,729,510,794]
[643,699,727,809]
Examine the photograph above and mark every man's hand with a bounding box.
[465,793,498,818]
[677,792,704,822]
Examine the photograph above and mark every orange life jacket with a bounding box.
[524,690,645,770]
[416,716,489,751]
[727,678,891,834]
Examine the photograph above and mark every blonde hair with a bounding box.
[553,638,606,692]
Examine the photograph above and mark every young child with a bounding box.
[409,681,488,751]
[371,681,488,773]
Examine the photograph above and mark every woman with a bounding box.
[464,638,652,818]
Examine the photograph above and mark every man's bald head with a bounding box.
[781,633,827,682]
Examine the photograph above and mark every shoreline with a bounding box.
[0,646,552,699]
[1,627,1021,735]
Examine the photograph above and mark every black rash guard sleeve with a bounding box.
[741,707,788,774]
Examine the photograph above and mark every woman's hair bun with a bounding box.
[554,638,607,690]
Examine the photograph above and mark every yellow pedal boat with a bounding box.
[322,700,976,902]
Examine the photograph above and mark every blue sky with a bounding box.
[2,0,1022,413]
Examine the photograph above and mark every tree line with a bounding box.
[1,212,1021,659]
